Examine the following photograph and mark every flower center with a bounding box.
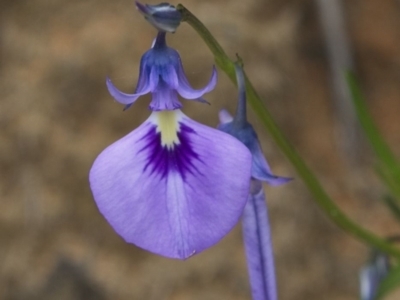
[152,110,181,148]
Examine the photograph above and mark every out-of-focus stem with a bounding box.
[315,0,359,163]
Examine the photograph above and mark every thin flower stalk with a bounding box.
[243,180,278,300]
[219,64,290,300]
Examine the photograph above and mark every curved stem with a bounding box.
[233,63,247,126]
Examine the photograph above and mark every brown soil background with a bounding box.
[1,0,400,299]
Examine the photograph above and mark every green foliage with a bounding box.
[383,195,400,223]
[376,263,400,300]
[347,72,400,202]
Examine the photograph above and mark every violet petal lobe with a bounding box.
[106,66,158,105]
[250,141,291,186]
[89,110,252,259]
[176,64,217,99]
[161,64,179,89]
[149,81,182,111]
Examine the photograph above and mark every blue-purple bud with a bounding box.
[218,64,291,187]
[135,1,182,33]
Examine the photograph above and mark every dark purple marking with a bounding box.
[139,123,204,180]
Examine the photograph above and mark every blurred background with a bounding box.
[1,0,400,299]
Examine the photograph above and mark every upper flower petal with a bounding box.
[161,64,179,89]
[106,32,217,111]
[176,63,217,100]
[149,81,182,111]
[89,110,252,259]
[106,60,159,105]
[106,78,142,105]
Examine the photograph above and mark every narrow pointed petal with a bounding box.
[106,78,142,105]
[106,64,158,105]
[251,141,292,185]
[193,97,210,105]
[89,110,252,259]
[243,183,277,300]
[218,117,291,186]
[176,64,217,99]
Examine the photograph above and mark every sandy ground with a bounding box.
[1,0,400,299]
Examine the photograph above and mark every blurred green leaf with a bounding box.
[346,72,400,201]
[376,264,400,300]
[177,4,400,258]
[383,195,400,223]
[377,165,400,203]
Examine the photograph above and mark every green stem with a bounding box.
[347,72,400,202]
[177,4,400,259]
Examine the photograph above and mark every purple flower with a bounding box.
[106,31,217,111]
[90,33,252,259]
[218,64,290,300]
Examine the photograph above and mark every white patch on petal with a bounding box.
[150,110,182,149]
[218,109,234,124]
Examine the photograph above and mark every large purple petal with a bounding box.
[176,63,217,100]
[89,110,252,259]
[161,64,179,89]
